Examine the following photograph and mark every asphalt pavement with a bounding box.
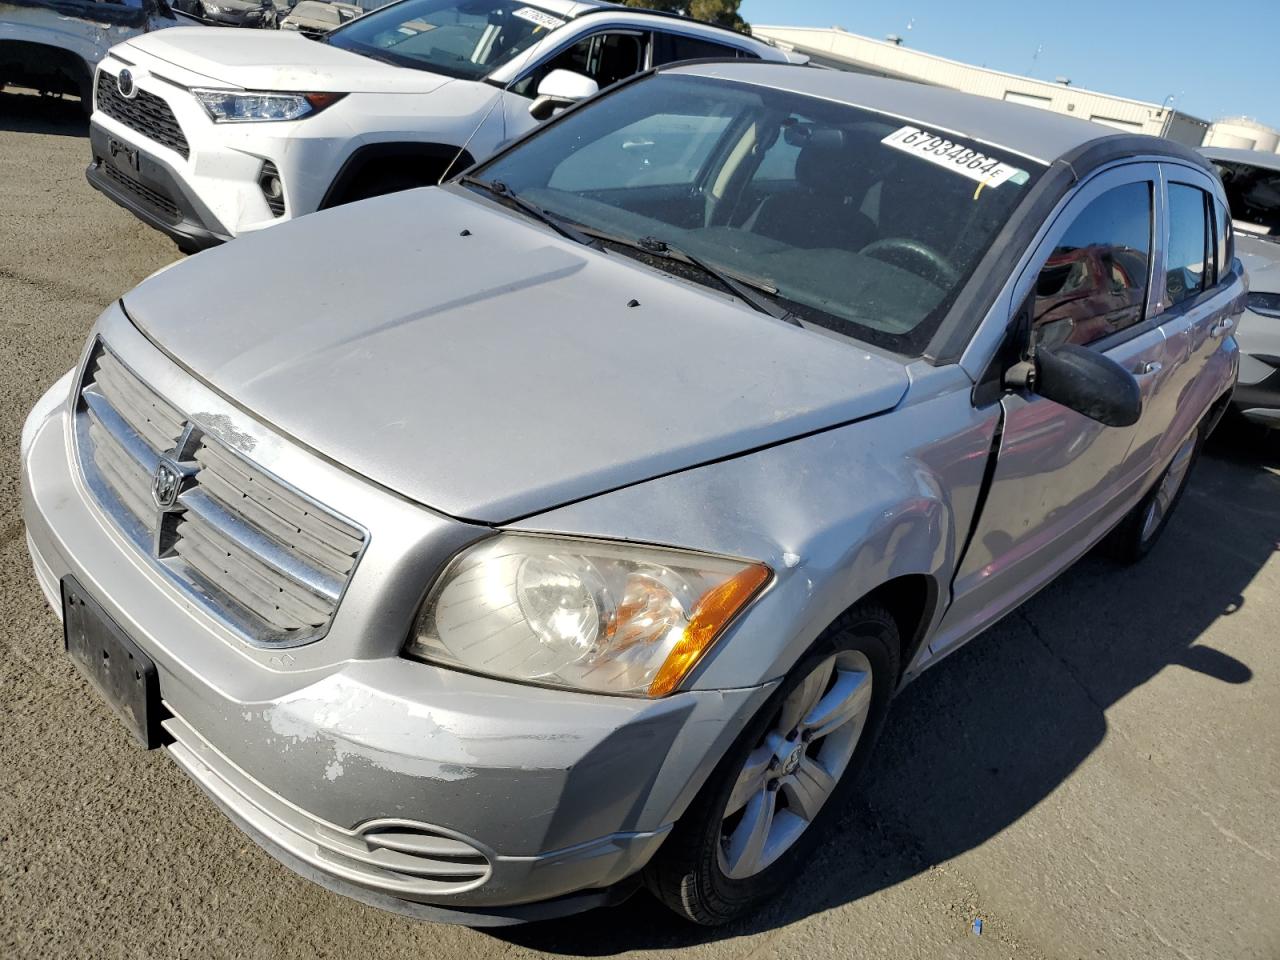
[1,89,1277,960]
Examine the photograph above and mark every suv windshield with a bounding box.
[1211,159,1280,239]
[325,0,568,80]
[470,73,1044,355]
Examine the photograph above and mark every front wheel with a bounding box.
[644,603,899,925]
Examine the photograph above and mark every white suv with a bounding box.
[85,0,795,251]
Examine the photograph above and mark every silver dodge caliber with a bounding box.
[21,62,1243,925]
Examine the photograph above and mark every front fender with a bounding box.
[511,366,998,692]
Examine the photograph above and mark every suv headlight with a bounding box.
[407,535,770,698]
[192,89,345,123]
[1247,291,1280,318]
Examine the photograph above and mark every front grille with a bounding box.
[76,344,365,646]
[99,161,182,223]
[95,71,190,160]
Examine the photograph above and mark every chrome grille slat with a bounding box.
[174,526,326,631]
[196,440,362,553]
[195,454,360,576]
[178,488,344,605]
[88,422,159,532]
[83,388,163,476]
[74,343,365,646]
[93,353,185,448]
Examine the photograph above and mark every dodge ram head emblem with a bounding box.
[152,459,183,509]
[117,69,137,99]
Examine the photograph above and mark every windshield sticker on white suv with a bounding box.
[882,126,1025,188]
[513,6,565,30]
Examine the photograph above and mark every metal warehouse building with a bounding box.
[754,25,1212,147]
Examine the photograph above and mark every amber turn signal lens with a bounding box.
[647,563,770,697]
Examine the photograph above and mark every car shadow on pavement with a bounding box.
[0,89,89,137]
[497,422,1279,954]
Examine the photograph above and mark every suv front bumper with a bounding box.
[87,123,231,252]
[20,357,773,921]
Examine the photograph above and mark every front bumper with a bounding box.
[20,339,773,919]
[1233,306,1280,427]
[86,122,231,253]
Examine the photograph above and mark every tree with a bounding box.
[620,0,750,34]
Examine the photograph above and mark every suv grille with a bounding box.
[76,345,365,647]
[95,71,190,160]
[99,161,182,224]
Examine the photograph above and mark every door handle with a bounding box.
[1136,360,1163,377]
[1210,317,1235,339]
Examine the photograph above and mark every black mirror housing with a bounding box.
[1031,343,1142,427]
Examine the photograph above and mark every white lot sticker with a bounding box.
[512,6,565,30]
[882,126,1023,188]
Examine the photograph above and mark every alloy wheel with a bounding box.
[717,650,873,880]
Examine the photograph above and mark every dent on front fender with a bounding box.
[512,367,999,690]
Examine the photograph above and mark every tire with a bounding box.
[1106,424,1203,564]
[341,172,435,205]
[644,602,900,925]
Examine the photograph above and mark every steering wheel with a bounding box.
[860,237,960,288]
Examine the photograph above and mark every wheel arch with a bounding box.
[859,573,941,685]
[319,141,476,210]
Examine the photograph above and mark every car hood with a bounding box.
[122,188,910,523]
[1238,233,1280,294]
[122,27,454,94]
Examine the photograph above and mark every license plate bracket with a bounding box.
[62,577,163,749]
[106,136,140,173]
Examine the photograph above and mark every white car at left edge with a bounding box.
[84,0,799,252]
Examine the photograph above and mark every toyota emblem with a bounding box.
[117,68,137,99]
[151,459,183,509]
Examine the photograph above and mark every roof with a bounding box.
[1200,146,1280,173]
[668,61,1198,167]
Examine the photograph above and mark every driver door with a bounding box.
[933,162,1183,654]
[501,29,651,142]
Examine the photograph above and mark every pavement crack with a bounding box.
[1015,606,1107,712]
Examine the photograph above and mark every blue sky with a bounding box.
[740,0,1278,130]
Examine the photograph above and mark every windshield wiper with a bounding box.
[627,236,801,326]
[458,176,599,248]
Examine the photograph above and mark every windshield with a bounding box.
[471,74,1044,355]
[1212,160,1280,238]
[325,0,568,80]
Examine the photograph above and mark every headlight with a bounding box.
[202,2,222,11]
[408,535,770,697]
[1247,291,1280,318]
[192,89,345,123]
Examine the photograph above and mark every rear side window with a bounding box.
[1166,183,1211,307]
[652,32,751,65]
[1032,181,1152,347]
[1214,199,1232,282]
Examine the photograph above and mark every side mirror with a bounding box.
[529,69,598,121]
[1015,343,1142,427]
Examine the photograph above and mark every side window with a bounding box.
[1214,199,1232,283]
[651,32,751,65]
[1166,183,1211,307]
[547,110,733,190]
[1032,181,1152,347]
[513,31,648,97]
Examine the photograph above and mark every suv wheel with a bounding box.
[644,603,899,925]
